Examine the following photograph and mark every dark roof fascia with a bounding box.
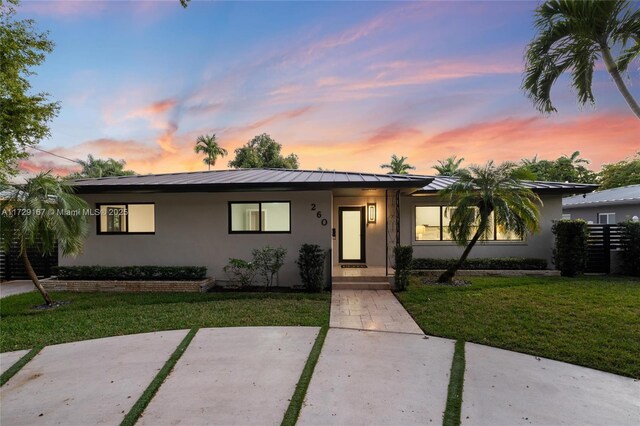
[72,179,433,194]
[416,185,597,196]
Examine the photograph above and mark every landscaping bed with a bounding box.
[42,278,215,293]
[397,275,640,378]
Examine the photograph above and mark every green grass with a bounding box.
[443,340,465,426]
[0,291,330,351]
[120,328,198,426]
[281,326,328,426]
[397,275,640,378]
[0,346,43,386]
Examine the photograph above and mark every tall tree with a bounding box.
[517,151,597,183]
[0,172,88,305]
[194,134,227,171]
[67,155,136,179]
[380,154,416,174]
[228,133,299,169]
[0,0,60,182]
[598,152,640,189]
[437,162,542,284]
[523,0,640,119]
[433,156,465,176]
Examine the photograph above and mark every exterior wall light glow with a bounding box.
[367,203,377,223]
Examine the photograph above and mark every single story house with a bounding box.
[62,168,595,288]
[562,184,640,224]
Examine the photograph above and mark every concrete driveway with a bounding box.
[0,280,37,298]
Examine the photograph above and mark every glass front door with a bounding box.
[339,207,366,263]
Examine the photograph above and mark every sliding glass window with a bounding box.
[229,202,291,233]
[415,206,521,241]
[98,203,155,234]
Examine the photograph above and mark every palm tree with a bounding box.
[194,134,227,171]
[523,0,640,119]
[433,156,465,176]
[0,173,89,305]
[69,155,136,178]
[380,154,416,174]
[437,161,542,284]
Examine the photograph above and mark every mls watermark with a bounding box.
[1,209,127,217]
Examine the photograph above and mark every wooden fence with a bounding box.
[586,224,622,273]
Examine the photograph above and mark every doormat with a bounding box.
[341,265,368,268]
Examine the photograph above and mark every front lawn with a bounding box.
[0,291,330,351]
[397,275,640,378]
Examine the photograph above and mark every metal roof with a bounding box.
[563,184,640,208]
[417,176,597,194]
[70,168,434,193]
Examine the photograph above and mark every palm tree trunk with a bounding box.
[437,224,485,284]
[600,43,640,120]
[21,250,53,305]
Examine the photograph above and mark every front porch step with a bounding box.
[332,282,392,290]
[332,275,390,283]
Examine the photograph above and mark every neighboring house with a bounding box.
[62,169,594,287]
[562,184,640,224]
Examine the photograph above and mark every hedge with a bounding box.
[552,220,589,277]
[54,266,208,281]
[393,245,413,291]
[411,257,547,270]
[619,221,640,276]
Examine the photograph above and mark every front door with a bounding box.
[339,206,366,263]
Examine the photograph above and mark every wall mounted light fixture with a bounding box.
[367,203,377,223]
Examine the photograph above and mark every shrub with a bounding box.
[54,266,207,281]
[394,245,413,291]
[223,258,256,287]
[411,257,547,270]
[619,221,640,276]
[552,219,589,277]
[252,246,287,289]
[296,244,325,292]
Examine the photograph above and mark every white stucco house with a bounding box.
[61,168,595,288]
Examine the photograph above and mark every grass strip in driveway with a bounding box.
[120,328,198,426]
[281,326,329,426]
[443,340,466,426]
[0,346,43,386]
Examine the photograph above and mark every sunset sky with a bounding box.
[17,0,640,177]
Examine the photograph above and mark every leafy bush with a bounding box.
[394,245,413,291]
[296,244,325,292]
[252,246,287,289]
[54,266,207,281]
[411,257,547,270]
[552,219,589,277]
[223,258,256,287]
[619,221,640,276]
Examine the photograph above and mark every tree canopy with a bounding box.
[0,0,59,182]
[67,155,136,179]
[516,151,597,184]
[598,153,640,190]
[433,156,465,176]
[228,133,299,169]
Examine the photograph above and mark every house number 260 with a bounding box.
[311,204,328,226]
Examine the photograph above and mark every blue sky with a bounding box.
[18,0,640,175]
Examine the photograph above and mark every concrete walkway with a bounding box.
[298,329,454,425]
[1,330,187,426]
[139,327,319,426]
[0,349,29,375]
[0,280,36,298]
[330,289,423,334]
[462,343,640,426]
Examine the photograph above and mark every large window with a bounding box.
[415,206,521,241]
[98,203,155,234]
[229,201,291,233]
